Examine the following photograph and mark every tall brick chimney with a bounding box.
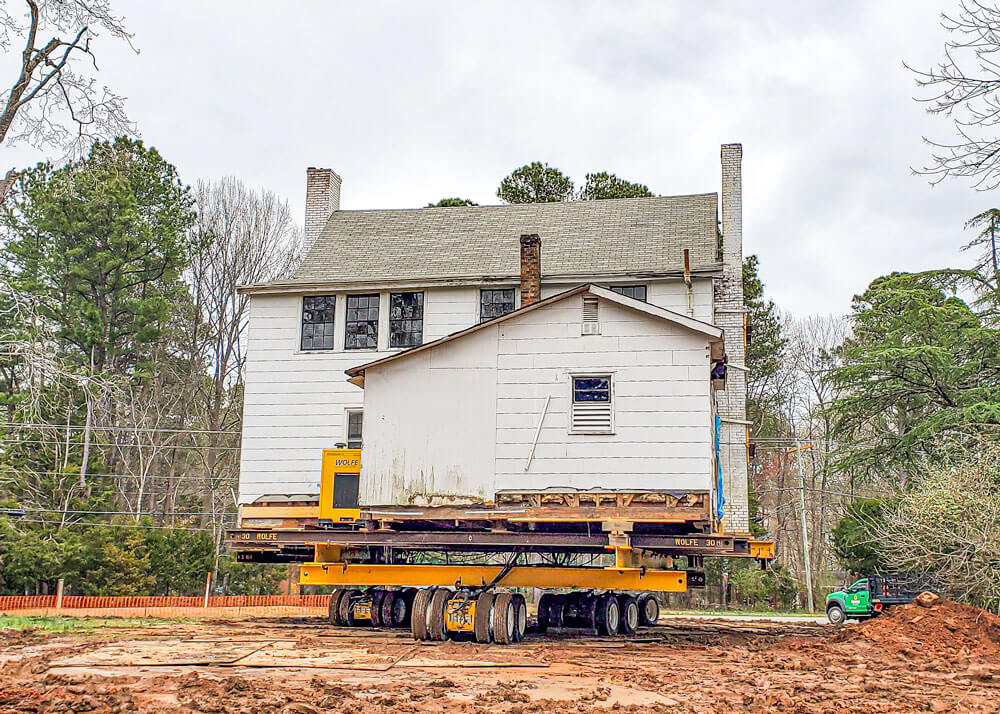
[519,234,542,307]
[717,142,749,534]
[304,167,342,255]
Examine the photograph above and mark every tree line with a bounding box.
[0,139,299,595]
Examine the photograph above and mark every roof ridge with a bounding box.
[327,192,718,214]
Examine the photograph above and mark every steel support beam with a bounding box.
[299,563,688,592]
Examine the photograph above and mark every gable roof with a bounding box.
[247,193,720,292]
[345,284,723,384]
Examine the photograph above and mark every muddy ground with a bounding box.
[2,599,999,713]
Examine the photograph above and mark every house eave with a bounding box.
[236,265,724,295]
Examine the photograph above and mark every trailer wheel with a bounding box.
[340,589,362,626]
[637,593,660,626]
[427,588,453,641]
[536,593,554,632]
[492,592,516,645]
[550,593,567,627]
[595,593,620,636]
[368,589,384,627]
[411,588,434,640]
[381,590,405,628]
[827,603,846,624]
[617,594,639,635]
[474,591,495,643]
[512,593,527,642]
[328,589,347,625]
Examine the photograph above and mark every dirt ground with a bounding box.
[2,598,999,713]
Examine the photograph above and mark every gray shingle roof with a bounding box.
[288,193,720,287]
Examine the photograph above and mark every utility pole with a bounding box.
[793,441,815,612]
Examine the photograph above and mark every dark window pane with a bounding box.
[302,295,335,350]
[480,288,515,323]
[573,377,611,402]
[390,292,424,348]
[609,285,647,302]
[347,410,363,448]
[346,294,379,349]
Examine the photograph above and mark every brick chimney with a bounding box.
[519,234,542,307]
[304,167,342,255]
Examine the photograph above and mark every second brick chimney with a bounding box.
[304,167,342,255]
[519,234,542,307]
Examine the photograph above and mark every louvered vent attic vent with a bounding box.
[571,376,613,433]
[581,296,600,335]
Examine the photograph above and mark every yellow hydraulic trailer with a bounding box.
[230,448,775,644]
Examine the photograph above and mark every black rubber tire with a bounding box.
[411,588,433,640]
[550,593,566,627]
[617,594,639,635]
[377,590,394,628]
[474,591,495,643]
[328,589,347,625]
[536,593,554,632]
[370,589,386,627]
[595,593,620,636]
[379,590,402,628]
[637,593,660,627]
[339,589,361,626]
[512,594,527,642]
[427,588,453,641]
[581,593,599,634]
[492,592,516,645]
[827,604,846,625]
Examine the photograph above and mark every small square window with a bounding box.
[480,288,515,322]
[346,410,363,449]
[345,294,379,350]
[301,295,335,350]
[390,292,424,348]
[609,285,647,302]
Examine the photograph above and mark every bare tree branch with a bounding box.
[0,0,136,158]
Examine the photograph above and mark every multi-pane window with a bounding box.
[345,294,380,350]
[609,285,647,301]
[570,375,614,433]
[389,292,424,348]
[480,288,516,322]
[301,295,336,350]
[346,410,363,449]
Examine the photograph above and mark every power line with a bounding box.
[0,422,240,435]
[1,438,241,451]
[7,518,231,532]
[1,468,236,482]
[22,507,237,517]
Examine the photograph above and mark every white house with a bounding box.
[347,283,725,510]
[237,144,749,532]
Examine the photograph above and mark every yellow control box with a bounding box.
[319,448,362,523]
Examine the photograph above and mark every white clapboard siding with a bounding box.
[239,279,717,504]
[494,295,713,493]
[359,327,499,506]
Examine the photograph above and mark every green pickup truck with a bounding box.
[826,574,934,624]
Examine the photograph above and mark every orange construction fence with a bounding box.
[1,594,330,613]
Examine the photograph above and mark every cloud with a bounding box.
[0,0,986,316]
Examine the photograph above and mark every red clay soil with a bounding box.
[831,597,1000,658]
[2,604,1000,713]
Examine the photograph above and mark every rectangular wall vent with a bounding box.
[571,402,612,431]
[581,296,599,335]
[570,375,613,433]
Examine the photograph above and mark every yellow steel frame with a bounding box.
[299,563,688,592]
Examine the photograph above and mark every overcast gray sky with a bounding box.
[2,1,988,316]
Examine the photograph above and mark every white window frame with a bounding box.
[567,371,615,435]
[345,408,364,449]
